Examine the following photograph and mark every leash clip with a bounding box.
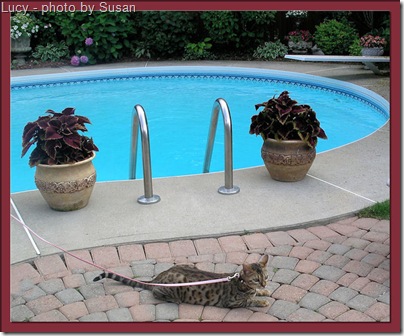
[227,272,240,281]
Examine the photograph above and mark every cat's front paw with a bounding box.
[253,299,270,307]
[256,289,271,296]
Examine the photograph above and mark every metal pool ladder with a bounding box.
[129,105,160,204]
[203,98,240,195]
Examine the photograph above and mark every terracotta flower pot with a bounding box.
[34,153,96,211]
[261,139,316,182]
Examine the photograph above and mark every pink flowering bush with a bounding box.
[70,55,80,66]
[286,30,313,43]
[360,34,387,48]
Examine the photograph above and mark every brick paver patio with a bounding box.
[10,217,390,322]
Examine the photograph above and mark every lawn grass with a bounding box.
[358,200,390,220]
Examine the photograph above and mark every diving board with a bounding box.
[284,55,390,75]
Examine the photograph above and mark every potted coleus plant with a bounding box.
[360,34,387,56]
[285,30,313,54]
[22,107,99,211]
[249,91,327,181]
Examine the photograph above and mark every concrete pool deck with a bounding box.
[9,60,391,326]
[11,60,390,264]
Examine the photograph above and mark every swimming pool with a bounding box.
[11,66,389,193]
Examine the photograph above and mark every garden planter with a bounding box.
[34,153,96,211]
[11,36,32,66]
[288,41,313,54]
[261,139,316,182]
[361,47,384,56]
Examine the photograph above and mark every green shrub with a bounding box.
[32,41,70,62]
[348,38,362,56]
[200,11,240,46]
[253,40,288,60]
[133,11,199,58]
[314,19,358,55]
[54,12,136,63]
[183,38,214,60]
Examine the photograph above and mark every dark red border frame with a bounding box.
[1,1,400,333]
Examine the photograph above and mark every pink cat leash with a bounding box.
[10,210,240,287]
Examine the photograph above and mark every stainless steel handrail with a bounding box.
[203,98,240,195]
[129,105,160,204]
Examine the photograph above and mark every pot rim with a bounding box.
[264,138,313,145]
[36,152,95,169]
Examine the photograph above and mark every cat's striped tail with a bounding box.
[93,272,148,289]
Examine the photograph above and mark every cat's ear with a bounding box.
[260,255,269,267]
[242,263,253,275]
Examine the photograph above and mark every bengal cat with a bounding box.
[94,255,271,308]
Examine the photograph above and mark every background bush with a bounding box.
[314,19,358,55]
[253,40,288,60]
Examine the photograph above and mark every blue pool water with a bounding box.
[11,67,389,193]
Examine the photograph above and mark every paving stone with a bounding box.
[91,246,121,268]
[369,220,390,234]
[360,282,389,299]
[194,238,222,255]
[335,217,358,226]
[178,303,204,320]
[144,242,172,260]
[213,253,227,264]
[11,296,25,308]
[21,285,46,302]
[303,239,332,251]
[155,303,179,321]
[310,280,339,296]
[323,235,347,244]
[84,270,104,284]
[34,255,70,280]
[78,283,105,299]
[377,291,390,304]
[289,246,314,259]
[64,250,97,272]
[329,287,358,304]
[351,217,380,230]
[335,310,375,321]
[325,254,350,268]
[318,301,350,320]
[11,305,35,322]
[26,295,63,315]
[242,233,272,250]
[55,288,84,304]
[312,265,346,282]
[214,262,238,274]
[218,235,247,253]
[85,295,118,313]
[343,260,374,277]
[350,229,367,238]
[342,237,371,250]
[129,304,156,321]
[196,262,215,272]
[271,284,307,303]
[30,310,68,322]
[344,248,369,261]
[307,250,332,264]
[346,294,377,312]
[367,268,390,284]
[327,223,359,236]
[269,256,299,270]
[361,231,389,243]
[201,306,230,321]
[106,308,133,321]
[271,269,300,284]
[327,243,352,255]
[268,299,299,320]
[287,308,326,322]
[299,292,330,310]
[188,254,213,263]
[79,312,108,322]
[59,301,89,320]
[379,259,390,271]
[349,277,371,291]
[114,291,140,307]
[291,274,319,290]
[336,273,359,287]
[38,278,65,294]
[266,231,297,246]
[131,262,155,277]
[223,308,253,321]
[294,260,321,274]
[364,242,390,256]
[248,312,279,321]
[361,253,386,267]
[63,273,86,289]
[365,302,390,321]
[225,251,248,265]
[118,244,146,263]
[169,240,197,258]
[265,245,293,257]
[155,262,175,275]
[287,229,319,243]
[140,290,164,304]
[307,226,341,239]
[14,278,35,295]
